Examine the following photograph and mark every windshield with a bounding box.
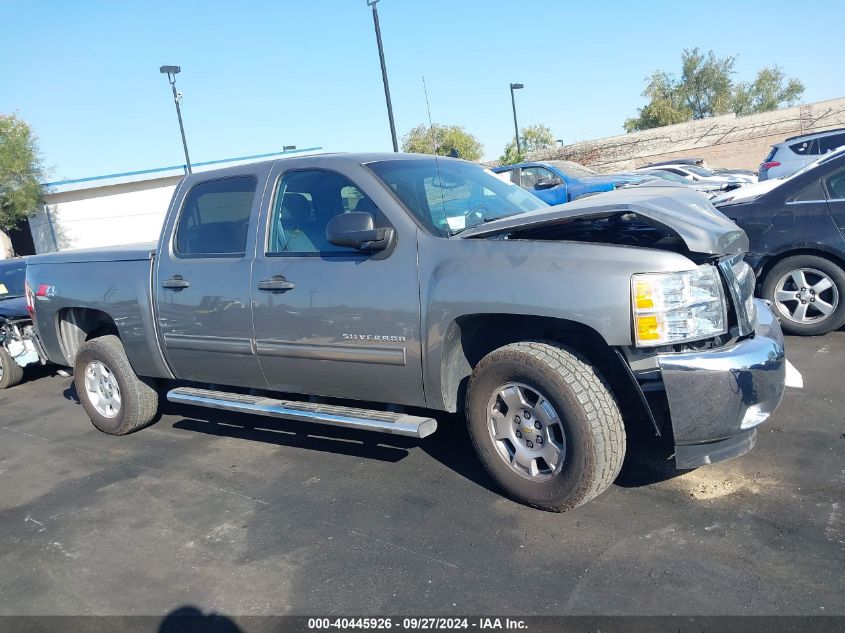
[683,165,716,177]
[546,160,599,178]
[366,158,547,236]
[647,170,689,183]
[0,261,26,298]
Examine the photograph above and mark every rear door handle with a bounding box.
[257,275,295,292]
[162,276,191,290]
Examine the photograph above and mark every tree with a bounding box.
[402,124,483,161]
[624,48,805,132]
[733,66,805,116]
[499,124,555,165]
[0,113,44,231]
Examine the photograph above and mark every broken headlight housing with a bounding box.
[631,265,727,347]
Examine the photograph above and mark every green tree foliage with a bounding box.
[624,48,805,132]
[0,113,44,231]
[402,124,483,161]
[499,124,555,165]
[733,66,805,116]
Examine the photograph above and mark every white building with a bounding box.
[30,148,320,254]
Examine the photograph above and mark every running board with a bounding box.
[166,387,437,438]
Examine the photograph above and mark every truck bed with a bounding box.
[26,242,172,380]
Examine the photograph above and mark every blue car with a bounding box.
[493,160,654,205]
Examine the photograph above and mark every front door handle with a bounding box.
[258,275,295,292]
[162,276,191,290]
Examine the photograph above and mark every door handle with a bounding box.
[258,275,295,292]
[162,276,191,290]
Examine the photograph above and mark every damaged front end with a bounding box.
[0,301,47,389]
[461,187,787,469]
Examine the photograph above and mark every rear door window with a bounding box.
[791,179,826,203]
[824,169,845,200]
[789,139,819,156]
[175,176,257,257]
[818,134,845,154]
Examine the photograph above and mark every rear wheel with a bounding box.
[0,347,25,389]
[74,335,159,435]
[465,341,626,511]
[763,255,845,335]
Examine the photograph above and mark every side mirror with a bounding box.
[534,177,563,190]
[326,212,393,252]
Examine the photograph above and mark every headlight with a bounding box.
[631,265,727,347]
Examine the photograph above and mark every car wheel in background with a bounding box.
[74,334,159,435]
[0,347,25,389]
[465,341,626,512]
[763,255,845,335]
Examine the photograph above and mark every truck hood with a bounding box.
[458,185,748,256]
[27,242,157,265]
[0,296,28,320]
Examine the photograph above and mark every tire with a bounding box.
[465,341,626,512]
[74,335,159,435]
[0,346,25,389]
[762,255,845,336]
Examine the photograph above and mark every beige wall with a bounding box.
[523,97,845,173]
[30,175,181,253]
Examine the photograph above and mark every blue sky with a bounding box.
[2,0,842,181]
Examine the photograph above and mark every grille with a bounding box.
[719,255,757,336]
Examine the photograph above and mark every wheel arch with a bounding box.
[56,307,120,366]
[756,246,845,288]
[434,313,657,436]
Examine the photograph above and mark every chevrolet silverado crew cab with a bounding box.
[26,153,787,511]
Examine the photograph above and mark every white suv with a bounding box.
[759,128,845,181]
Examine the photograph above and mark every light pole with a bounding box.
[159,65,192,173]
[509,83,524,154]
[367,0,398,152]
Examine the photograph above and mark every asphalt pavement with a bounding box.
[0,333,842,617]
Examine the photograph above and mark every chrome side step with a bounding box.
[166,387,437,438]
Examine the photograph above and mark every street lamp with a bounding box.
[159,65,192,173]
[367,0,398,152]
[510,83,524,154]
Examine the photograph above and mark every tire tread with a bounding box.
[467,340,626,511]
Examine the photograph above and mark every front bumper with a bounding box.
[657,299,786,469]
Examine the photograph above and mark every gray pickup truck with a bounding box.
[27,153,786,511]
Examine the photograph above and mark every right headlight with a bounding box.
[631,265,727,347]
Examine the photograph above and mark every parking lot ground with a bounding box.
[0,333,843,617]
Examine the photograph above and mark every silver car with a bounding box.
[759,128,845,181]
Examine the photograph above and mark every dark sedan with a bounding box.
[715,150,845,335]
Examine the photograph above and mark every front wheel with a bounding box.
[465,341,626,512]
[763,255,845,335]
[74,335,159,435]
[0,347,25,389]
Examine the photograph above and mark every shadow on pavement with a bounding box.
[160,605,242,633]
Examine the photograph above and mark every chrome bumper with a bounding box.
[657,300,786,469]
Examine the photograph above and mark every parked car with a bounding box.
[716,149,845,335]
[638,168,728,198]
[710,179,783,206]
[642,158,757,181]
[27,153,786,511]
[712,148,845,206]
[492,160,653,205]
[0,257,47,388]
[759,128,845,181]
[636,164,754,188]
